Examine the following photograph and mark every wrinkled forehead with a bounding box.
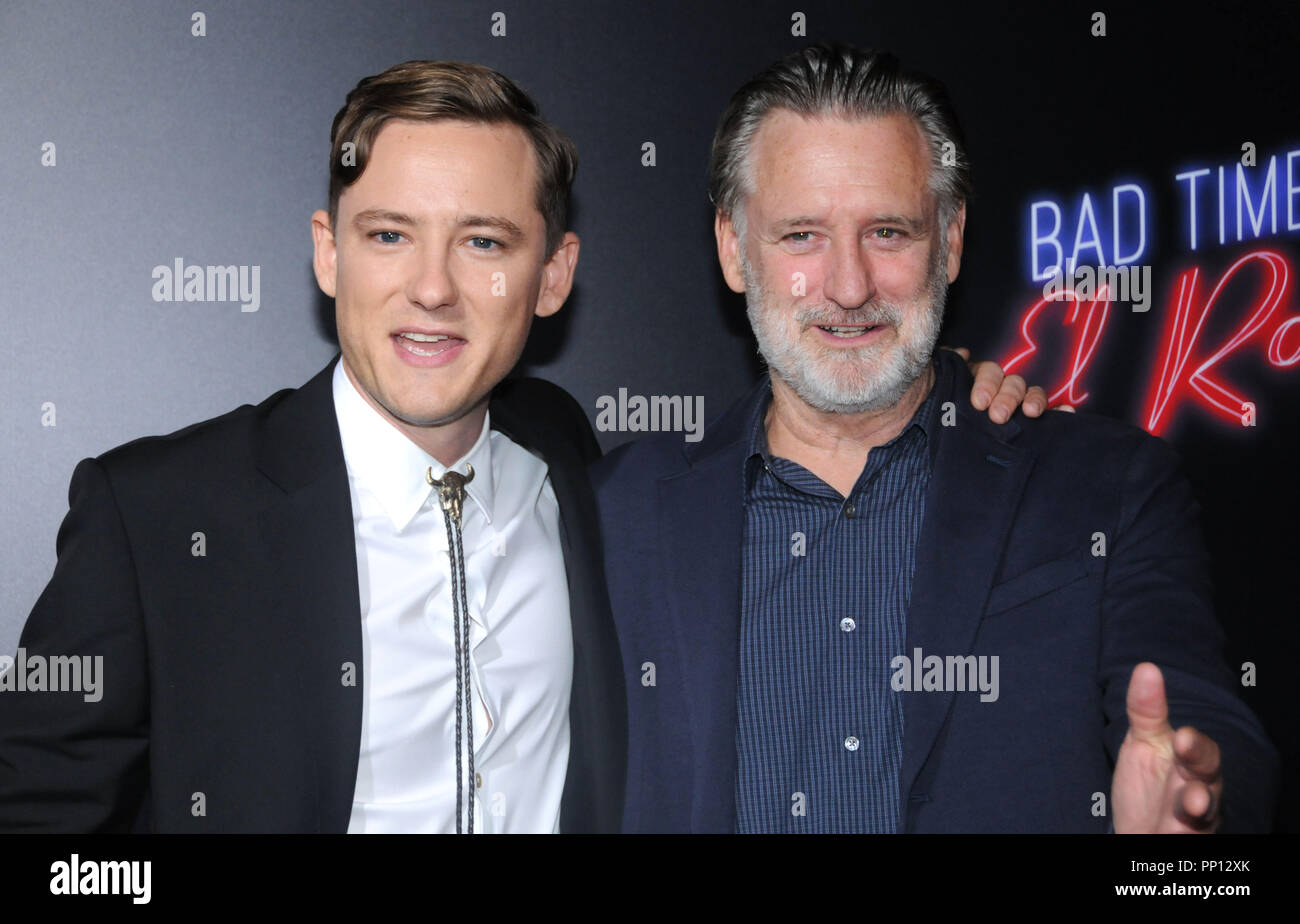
[744,110,936,222]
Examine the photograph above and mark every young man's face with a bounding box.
[312,118,577,431]
[716,110,965,414]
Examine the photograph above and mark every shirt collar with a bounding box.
[332,360,496,531]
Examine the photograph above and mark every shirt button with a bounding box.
[844,735,860,752]
[844,503,856,518]
[840,616,856,633]
[475,772,483,789]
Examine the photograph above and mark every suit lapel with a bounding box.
[252,355,363,833]
[897,363,1036,831]
[490,388,626,832]
[657,392,755,832]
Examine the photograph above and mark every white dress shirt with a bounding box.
[333,362,573,833]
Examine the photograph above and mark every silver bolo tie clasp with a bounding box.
[426,463,475,528]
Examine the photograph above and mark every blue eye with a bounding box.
[786,231,814,242]
[469,237,501,250]
[373,230,404,244]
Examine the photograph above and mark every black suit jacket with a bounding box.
[0,356,626,832]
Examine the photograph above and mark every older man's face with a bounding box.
[717,110,964,414]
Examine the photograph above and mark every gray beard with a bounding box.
[743,247,949,415]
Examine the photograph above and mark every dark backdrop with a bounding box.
[2,0,1295,830]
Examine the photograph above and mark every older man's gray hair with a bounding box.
[708,42,973,236]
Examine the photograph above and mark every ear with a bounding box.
[311,209,338,298]
[715,210,746,294]
[945,201,967,284]
[534,232,580,318]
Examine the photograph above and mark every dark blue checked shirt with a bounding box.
[735,357,943,833]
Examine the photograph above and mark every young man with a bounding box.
[0,59,1040,833]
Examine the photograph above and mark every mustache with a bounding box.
[793,301,904,328]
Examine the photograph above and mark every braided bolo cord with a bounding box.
[431,466,476,834]
[451,512,474,832]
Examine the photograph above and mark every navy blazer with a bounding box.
[592,348,1278,833]
[0,355,626,832]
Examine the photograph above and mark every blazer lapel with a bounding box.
[489,388,627,833]
[252,355,363,833]
[657,391,755,832]
[897,364,1036,831]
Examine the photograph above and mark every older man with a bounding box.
[593,43,1279,833]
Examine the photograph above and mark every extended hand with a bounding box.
[1112,662,1223,833]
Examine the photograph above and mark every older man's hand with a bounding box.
[1113,662,1224,833]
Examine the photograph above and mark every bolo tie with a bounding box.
[426,462,476,833]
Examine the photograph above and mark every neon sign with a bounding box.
[1143,250,1297,434]
[1029,184,1148,281]
[1004,249,1298,435]
[1006,146,1300,434]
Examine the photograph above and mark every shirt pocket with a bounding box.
[983,554,1090,618]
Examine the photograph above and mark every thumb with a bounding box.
[1125,661,1173,745]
